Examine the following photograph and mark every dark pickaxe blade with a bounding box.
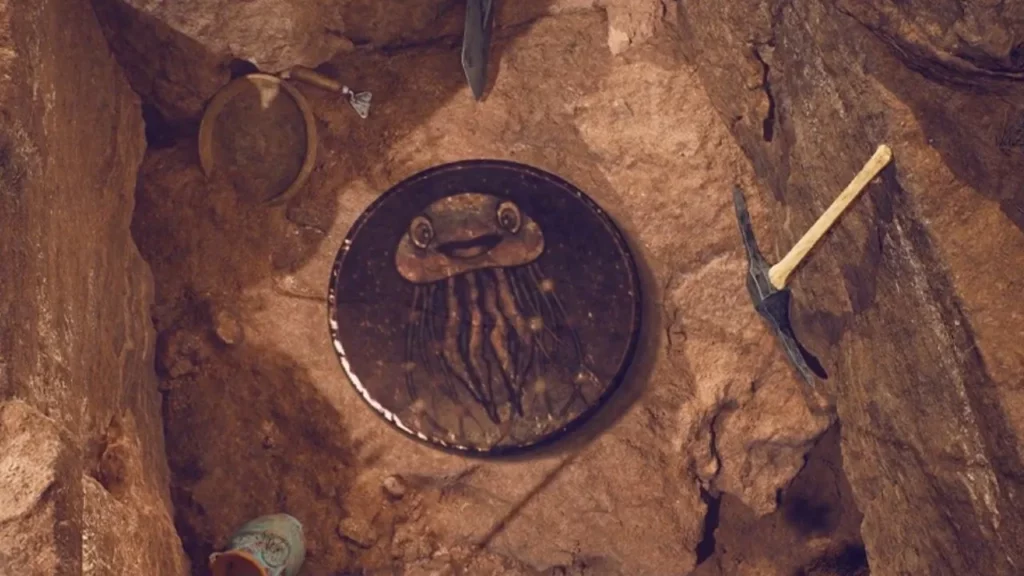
[733,186,775,305]
[732,186,827,386]
[461,0,494,100]
[754,290,828,383]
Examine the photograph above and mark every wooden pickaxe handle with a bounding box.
[769,144,893,289]
[285,66,343,92]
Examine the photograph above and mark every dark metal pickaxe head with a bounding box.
[732,186,828,386]
[462,0,495,101]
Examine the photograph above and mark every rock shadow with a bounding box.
[687,423,867,576]
[159,327,367,574]
[127,1,565,574]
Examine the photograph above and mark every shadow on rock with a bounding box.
[688,423,867,576]
[158,328,369,574]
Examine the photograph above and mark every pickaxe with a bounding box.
[462,0,495,100]
[733,144,893,386]
[282,66,372,119]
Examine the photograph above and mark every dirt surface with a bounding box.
[129,3,847,574]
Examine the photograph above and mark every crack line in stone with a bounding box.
[474,453,579,550]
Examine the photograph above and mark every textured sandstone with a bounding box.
[676,0,1024,573]
[131,6,830,575]
[0,402,79,576]
[0,0,186,572]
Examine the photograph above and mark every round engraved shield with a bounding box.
[327,160,641,454]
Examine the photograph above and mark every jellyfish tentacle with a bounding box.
[458,401,488,433]
[416,281,432,372]
[528,263,592,411]
[510,265,542,320]
[529,263,585,366]
[495,269,531,345]
[542,381,555,415]
[509,268,552,360]
[426,283,459,399]
[436,354,458,399]
[482,269,524,416]
[558,386,587,418]
[418,409,447,435]
[404,286,423,400]
[464,271,495,414]
[421,292,443,406]
[526,264,565,346]
[442,276,484,406]
[455,409,467,442]
[424,283,438,342]
[494,269,535,390]
[474,275,496,407]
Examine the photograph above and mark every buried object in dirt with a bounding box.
[327,160,642,454]
[732,144,893,388]
[197,68,369,207]
[209,513,306,576]
[462,0,495,100]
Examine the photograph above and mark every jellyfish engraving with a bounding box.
[394,192,597,439]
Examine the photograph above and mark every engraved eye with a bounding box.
[409,216,433,249]
[496,201,521,233]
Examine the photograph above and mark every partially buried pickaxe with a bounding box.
[462,0,495,100]
[282,66,372,119]
[733,144,893,386]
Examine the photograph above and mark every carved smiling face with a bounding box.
[394,193,545,284]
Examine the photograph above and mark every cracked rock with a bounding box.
[213,309,245,345]
[676,0,1024,572]
[338,516,377,548]
[157,329,208,378]
[603,0,665,55]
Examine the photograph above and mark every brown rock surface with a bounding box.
[9,0,1018,573]
[676,0,1024,574]
[130,3,836,575]
[0,0,186,573]
[0,401,79,576]
[691,425,868,576]
[92,0,600,120]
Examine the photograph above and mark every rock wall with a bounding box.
[91,0,599,121]
[0,0,187,573]
[675,1,1024,574]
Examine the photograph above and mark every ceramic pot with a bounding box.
[209,513,306,576]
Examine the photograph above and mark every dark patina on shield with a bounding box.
[327,160,641,454]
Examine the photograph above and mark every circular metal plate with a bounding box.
[327,160,641,454]
[197,74,317,206]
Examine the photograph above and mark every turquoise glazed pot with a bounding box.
[209,513,306,576]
